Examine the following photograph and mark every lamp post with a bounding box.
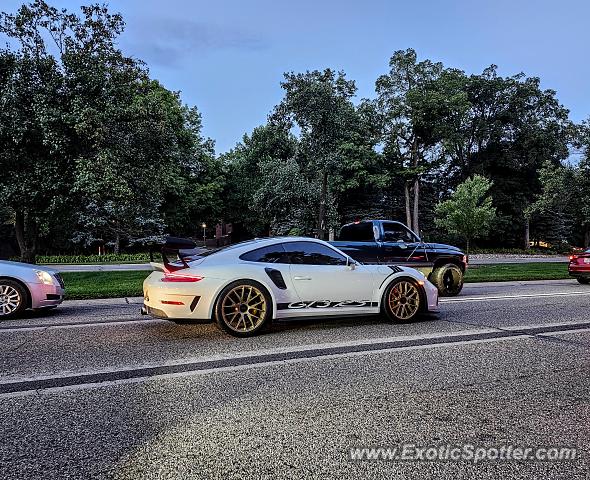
[202,223,207,247]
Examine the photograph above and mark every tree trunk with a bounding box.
[524,217,530,250]
[466,238,470,263]
[412,178,420,235]
[409,136,420,233]
[584,225,590,249]
[114,232,121,254]
[14,209,37,264]
[317,170,328,239]
[404,181,412,229]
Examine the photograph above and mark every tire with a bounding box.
[429,263,464,297]
[214,280,272,337]
[577,277,590,285]
[382,278,423,323]
[0,280,28,319]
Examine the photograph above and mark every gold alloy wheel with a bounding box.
[388,280,420,320]
[221,285,268,333]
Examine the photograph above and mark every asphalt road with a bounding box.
[0,280,588,479]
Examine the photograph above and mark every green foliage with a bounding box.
[60,271,148,299]
[271,69,371,238]
[469,248,559,255]
[0,4,586,255]
[464,263,569,283]
[435,175,497,256]
[26,253,152,264]
[0,1,221,260]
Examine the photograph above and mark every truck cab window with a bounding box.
[382,223,419,243]
[339,222,375,241]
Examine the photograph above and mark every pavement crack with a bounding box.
[8,327,49,353]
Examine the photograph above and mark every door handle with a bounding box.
[293,276,312,280]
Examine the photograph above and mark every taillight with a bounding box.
[570,255,578,262]
[161,273,204,282]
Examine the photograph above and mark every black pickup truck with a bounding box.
[330,220,467,296]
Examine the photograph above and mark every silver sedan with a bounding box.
[0,260,65,318]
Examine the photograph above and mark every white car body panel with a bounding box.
[142,237,438,322]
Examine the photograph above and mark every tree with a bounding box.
[436,66,572,248]
[221,124,301,237]
[375,49,449,234]
[272,69,358,239]
[526,161,575,249]
[0,4,74,262]
[0,1,130,261]
[1,1,220,257]
[435,175,496,259]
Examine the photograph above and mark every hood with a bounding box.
[425,243,464,254]
[0,260,58,273]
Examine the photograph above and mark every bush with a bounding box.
[10,253,152,264]
[469,248,560,255]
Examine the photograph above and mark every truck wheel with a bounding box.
[430,264,464,297]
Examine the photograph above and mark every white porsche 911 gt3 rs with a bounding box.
[142,237,438,337]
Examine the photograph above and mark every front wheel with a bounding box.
[0,280,28,319]
[383,279,422,323]
[577,277,590,285]
[429,264,464,297]
[214,281,272,337]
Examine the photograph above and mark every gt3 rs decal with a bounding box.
[277,301,378,310]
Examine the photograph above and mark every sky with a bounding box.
[2,0,589,154]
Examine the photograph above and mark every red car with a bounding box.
[569,249,590,284]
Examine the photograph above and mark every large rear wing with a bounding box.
[150,237,199,272]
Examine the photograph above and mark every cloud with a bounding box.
[122,16,267,67]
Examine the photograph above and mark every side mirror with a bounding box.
[346,257,356,270]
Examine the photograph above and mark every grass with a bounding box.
[61,271,150,299]
[59,262,572,300]
[464,262,569,283]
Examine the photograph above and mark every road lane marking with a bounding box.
[1,321,588,397]
[0,336,535,399]
[441,291,590,303]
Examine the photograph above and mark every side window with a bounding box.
[283,241,347,266]
[338,222,375,241]
[240,245,289,264]
[382,222,418,242]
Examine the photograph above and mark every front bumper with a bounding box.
[28,282,65,309]
[423,279,439,312]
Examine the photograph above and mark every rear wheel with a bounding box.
[383,279,422,323]
[429,264,464,297]
[214,281,272,337]
[0,280,28,319]
[577,277,590,285]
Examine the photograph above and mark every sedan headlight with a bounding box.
[36,270,55,285]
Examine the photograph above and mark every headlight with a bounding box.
[35,270,55,285]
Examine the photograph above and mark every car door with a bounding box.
[238,244,301,308]
[379,222,427,266]
[282,241,376,314]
